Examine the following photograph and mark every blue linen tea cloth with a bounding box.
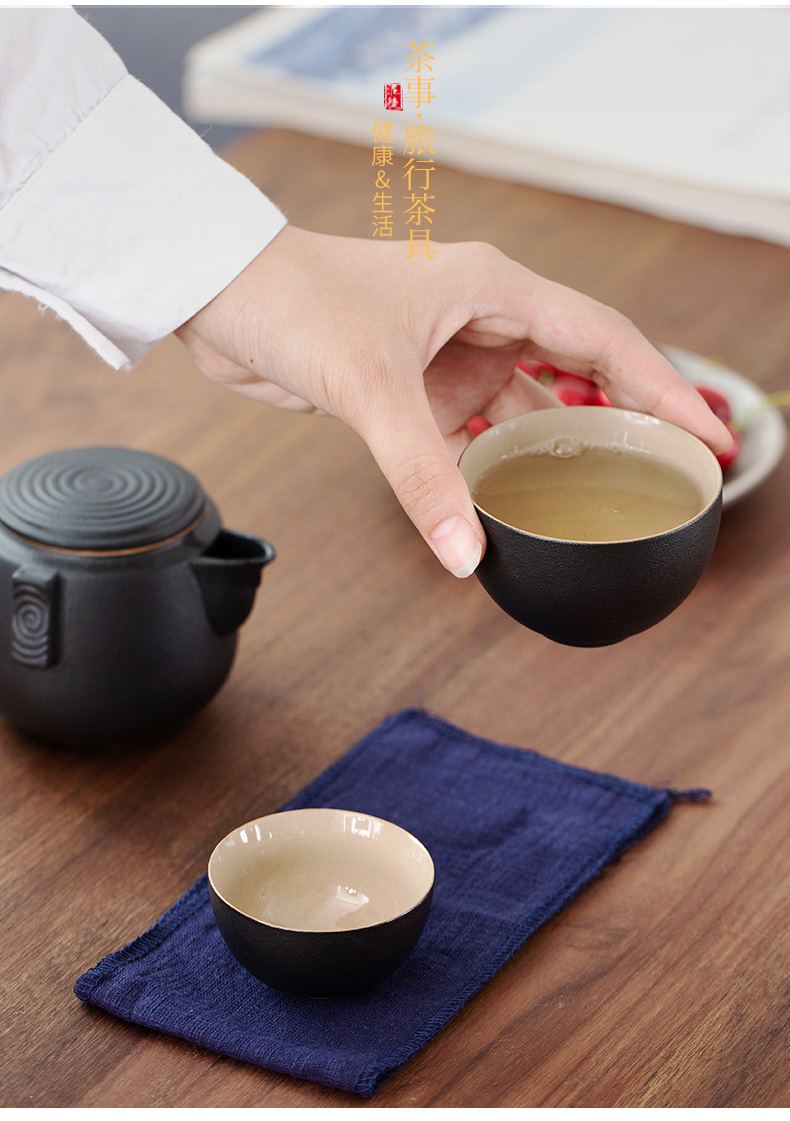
[75,708,708,1096]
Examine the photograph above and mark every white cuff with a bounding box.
[0,75,286,368]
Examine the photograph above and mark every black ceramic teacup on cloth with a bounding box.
[0,446,274,744]
[209,808,435,998]
[459,408,722,647]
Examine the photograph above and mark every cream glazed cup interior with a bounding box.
[459,407,723,540]
[208,808,435,933]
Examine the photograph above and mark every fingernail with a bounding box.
[430,516,483,579]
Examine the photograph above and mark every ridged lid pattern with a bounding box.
[0,447,206,550]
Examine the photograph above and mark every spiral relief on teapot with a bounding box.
[0,448,205,550]
[11,567,59,668]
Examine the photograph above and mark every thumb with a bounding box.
[356,392,486,579]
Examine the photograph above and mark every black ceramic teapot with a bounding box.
[0,447,274,745]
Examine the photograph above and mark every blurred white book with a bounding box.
[184,6,790,247]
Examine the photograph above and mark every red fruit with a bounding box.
[550,375,608,407]
[552,383,595,407]
[717,424,741,472]
[694,384,732,424]
[517,361,610,405]
[467,414,491,437]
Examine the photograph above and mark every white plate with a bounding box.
[661,345,787,508]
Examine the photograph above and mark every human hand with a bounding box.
[175,226,731,578]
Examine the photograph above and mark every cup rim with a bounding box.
[459,406,723,545]
[208,807,435,934]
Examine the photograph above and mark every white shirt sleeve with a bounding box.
[0,8,287,368]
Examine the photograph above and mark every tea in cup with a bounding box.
[458,407,722,646]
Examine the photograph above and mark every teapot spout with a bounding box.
[191,529,275,636]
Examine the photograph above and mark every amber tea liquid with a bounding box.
[473,442,704,542]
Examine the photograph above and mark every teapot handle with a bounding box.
[11,565,60,668]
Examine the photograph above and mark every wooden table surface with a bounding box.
[2,128,790,1109]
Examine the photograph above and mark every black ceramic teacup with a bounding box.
[459,407,723,647]
[208,808,435,998]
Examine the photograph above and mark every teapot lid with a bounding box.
[0,447,206,550]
